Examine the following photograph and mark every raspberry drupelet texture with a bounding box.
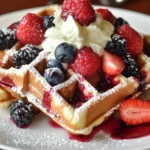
[117,24,143,56]
[69,47,101,77]
[61,0,96,26]
[10,100,35,127]
[16,13,45,45]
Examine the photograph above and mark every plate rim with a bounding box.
[0,5,150,150]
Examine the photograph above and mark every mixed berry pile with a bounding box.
[0,0,149,128]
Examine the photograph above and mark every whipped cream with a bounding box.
[42,8,114,56]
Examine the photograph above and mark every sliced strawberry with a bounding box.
[119,98,150,125]
[117,24,143,56]
[96,8,116,25]
[61,0,96,26]
[102,51,125,75]
[16,13,45,45]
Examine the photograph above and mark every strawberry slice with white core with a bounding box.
[102,51,125,75]
[119,98,150,125]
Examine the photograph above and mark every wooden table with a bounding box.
[0,0,150,15]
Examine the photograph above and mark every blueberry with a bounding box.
[43,16,55,30]
[47,59,65,73]
[44,68,64,86]
[55,43,75,63]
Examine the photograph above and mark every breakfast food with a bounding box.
[0,0,150,136]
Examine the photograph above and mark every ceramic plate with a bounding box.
[0,5,150,150]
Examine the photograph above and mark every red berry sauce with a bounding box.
[69,112,150,142]
[49,119,61,128]
[0,76,15,88]
[42,88,53,110]
[67,84,93,108]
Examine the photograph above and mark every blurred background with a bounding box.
[0,0,150,15]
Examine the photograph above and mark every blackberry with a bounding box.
[115,17,129,29]
[122,53,139,77]
[12,45,40,68]
[105,34,127,56]
[10,100,35,127]
[43,16,55,30]
[0,28,17,50]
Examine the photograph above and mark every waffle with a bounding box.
[0,5,150,135]
[0,86,18,108]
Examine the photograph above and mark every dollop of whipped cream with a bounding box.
[42,8,114,56]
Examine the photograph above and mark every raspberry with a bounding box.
[96,8,115,25]
[69,47,101,77]
[117,24,143,56]
[61,0,96,26]
[16,13,45,45]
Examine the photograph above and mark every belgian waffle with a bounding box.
[0,5,150,135]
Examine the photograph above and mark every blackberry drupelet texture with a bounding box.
[12,45,40,68]
[122,53,140,77]
[105,34,127,56]
[0,28,17,50]
[10,100,35,127]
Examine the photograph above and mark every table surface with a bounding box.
[0,0,150,15]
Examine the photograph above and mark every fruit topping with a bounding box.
[97,79,114,92]
[102,51,125,76]
[16,13,45,45]
[119,98,150,125]
[47,59,65,73]
[12,45,40,68]
[61,0,96,26]
[117,24,143,56]
[0,28,17,50]
[122,53,139,78]
[114,17,128,30]
[68,85,88,108]
[55,42,75,63]
[44,68,64,86]
[96,8,115,25]
[43,16,55,30]
[10,100,35,127]
[105,34,127,56]
[69,47,101,77]
[8,21,19,31]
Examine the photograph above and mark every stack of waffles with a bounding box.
[0,2,150,135]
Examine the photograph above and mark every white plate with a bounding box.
[0,6,150,150]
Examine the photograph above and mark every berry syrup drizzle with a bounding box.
[49,112,150,142]
[69,112,150,142]
[42,88,53,110]
[0,76,15,88]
